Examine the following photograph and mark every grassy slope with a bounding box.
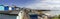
[52,17,59,19]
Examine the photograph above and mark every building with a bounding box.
[0,5,20,19]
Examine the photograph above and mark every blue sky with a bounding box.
[0,0,60,16]
[0,0,36,7]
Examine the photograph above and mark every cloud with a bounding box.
[25,0,60,10]
[23,0,60,16]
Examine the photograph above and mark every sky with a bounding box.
[0,0,37,7]
[0,0,60,16]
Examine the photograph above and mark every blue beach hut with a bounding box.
[4,6,9,11]
[0,5,4,11]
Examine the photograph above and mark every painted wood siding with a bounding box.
[0,6,4,11]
